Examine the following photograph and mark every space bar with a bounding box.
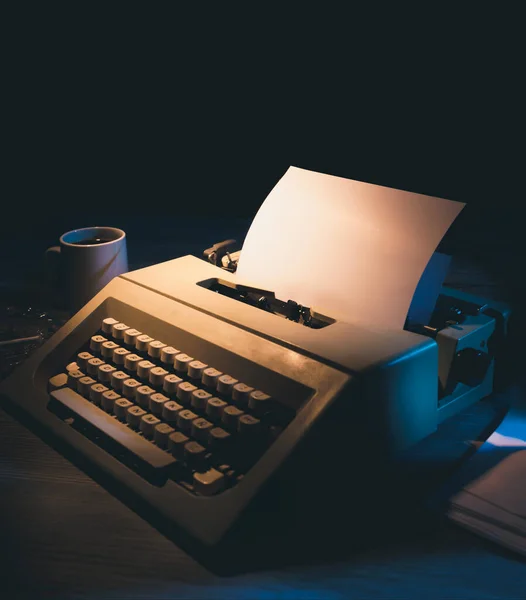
[50,387,176,471]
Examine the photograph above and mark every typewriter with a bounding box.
[0,241,510,549]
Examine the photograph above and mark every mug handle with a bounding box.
[45,245,61,284]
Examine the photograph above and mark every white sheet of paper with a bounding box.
[237,167,465,330]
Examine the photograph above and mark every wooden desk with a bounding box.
[1,217,525,599]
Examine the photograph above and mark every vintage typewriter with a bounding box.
[0,238,510,549]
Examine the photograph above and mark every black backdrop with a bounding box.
[3,16,523,264]
[6,104,522,245]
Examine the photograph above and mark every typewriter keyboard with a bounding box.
[47,317,295,496]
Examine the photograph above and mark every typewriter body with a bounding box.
[0,254,510,548]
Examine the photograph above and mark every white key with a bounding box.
[101,317,119,334]
[160,346,179,365]
[114,398,133,420]
[136,334,154,352]
[67,369,84,390]
[202,367,222,388]
[122,378,141,399]
[148,340,166,359]
[232,383,254,405]
[140,414,160,438]
[163,373,183,395]
[98,363,116,382]
[126,405,147,429]
[149,392,169,415]
[154,423,175,448]
[135,385,155,408]
[193,469,225,496]
[188,360,207,380]
[66,361,79,373]
[78,376,96,397]
[191,389,212,411]
[149,366,169,387]
[222,405,244,430]
[113,347,130,365]
[176,382,197,405]
[112,323,129,340]
[162,400,183,422]
[124,353,142,372]
[48,373,68,391]
[101,341,119,358]
[123,328,142,346]
[137,360,155,380]
[87,358,104,376]
[90,335,107,353]
[77,351,93,370]
[174,353,194,372]
[205,397,227,421]
[176,409,198,432]
[238,414,261,434]
[248,390,272,412]
[101,390,121,413]
[191,417,214,442]
[217,374,238,397]
[111,370,129,391]
[89,383,109,405]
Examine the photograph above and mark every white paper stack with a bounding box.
[447,402,526,557]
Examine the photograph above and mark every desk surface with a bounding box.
[1,217,525,599]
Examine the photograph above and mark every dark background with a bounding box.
[3,15,523,260]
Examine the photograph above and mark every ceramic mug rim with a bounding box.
[60,226,126,248]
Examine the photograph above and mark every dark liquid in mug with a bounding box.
[69,237,113,246]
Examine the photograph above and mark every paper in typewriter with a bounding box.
[237,167,465,330]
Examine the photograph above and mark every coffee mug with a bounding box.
[46,226,128,311]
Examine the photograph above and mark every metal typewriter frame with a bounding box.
[0,275,351,546]
[0,254,510,549]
